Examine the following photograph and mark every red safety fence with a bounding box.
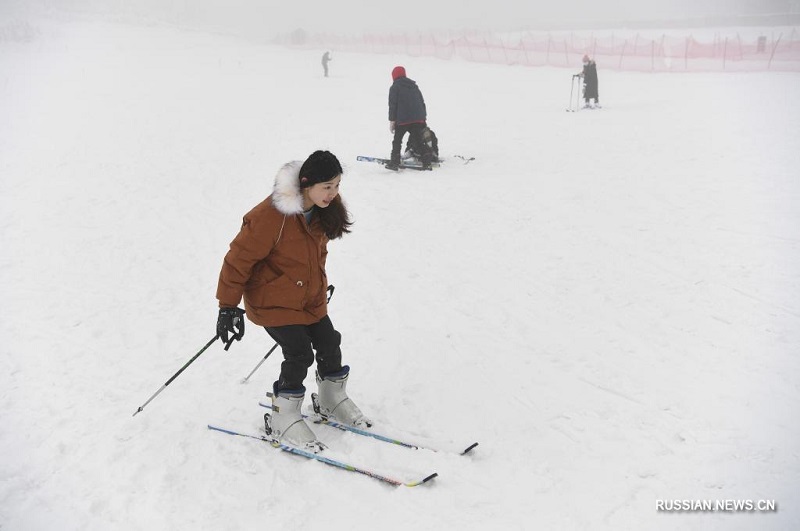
[278,28,800,72]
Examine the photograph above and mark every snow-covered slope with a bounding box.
[1,14,798,531]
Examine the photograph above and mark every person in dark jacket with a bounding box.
[386,66,433,170]
[321,51,332,77]
[215,150,370,452]
[579,55,600,108]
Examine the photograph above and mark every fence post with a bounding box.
[723,36,728,70]
[685,35,690,71]
[737,32,742,61]
[619,40,627,69]
[768,33,783,70]
[520,37,529,65]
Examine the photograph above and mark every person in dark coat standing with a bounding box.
[321,51,332,77]
[579,55,600,108]
[386,66,433,170]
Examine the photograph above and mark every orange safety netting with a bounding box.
[280,28,800,72]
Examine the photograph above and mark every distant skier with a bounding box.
[321,51,332,77]
[386,65,433,171]
[215,150,370,451]
[579,55,600,109]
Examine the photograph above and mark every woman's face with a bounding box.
[304,175,341,209]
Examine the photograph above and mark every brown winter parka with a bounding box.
[216,161,330,327]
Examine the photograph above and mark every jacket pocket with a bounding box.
[250,274,306,311]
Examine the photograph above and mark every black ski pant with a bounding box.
[584,81,599,102]
[391,123,432,165]
[265,315,343,394]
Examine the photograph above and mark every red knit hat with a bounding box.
[391,66,406,80]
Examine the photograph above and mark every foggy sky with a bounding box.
[266,0,791,31]
[6,0,794,34]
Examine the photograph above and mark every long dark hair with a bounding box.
[317,195,352,240]
[299,150,353,239]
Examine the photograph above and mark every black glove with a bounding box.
[217,307,245,350]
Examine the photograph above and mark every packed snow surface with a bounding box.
[1,14,798,531]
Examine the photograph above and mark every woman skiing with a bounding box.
[215,150,370,451]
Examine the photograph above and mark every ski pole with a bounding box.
[240,285,335,383]
[132,335,219,417]
[241,342,279,383]
[569,75,575,111]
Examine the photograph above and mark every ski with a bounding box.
[357,155,473,166]
[356,155,435,171]
[208,424,438,487]
[260,399,478,456]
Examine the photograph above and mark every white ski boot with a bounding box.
[265,390,325,452]
[313,367,372,427]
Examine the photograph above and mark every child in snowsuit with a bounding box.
[403,126,439,163]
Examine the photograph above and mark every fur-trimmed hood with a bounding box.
[271,161,305,215]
